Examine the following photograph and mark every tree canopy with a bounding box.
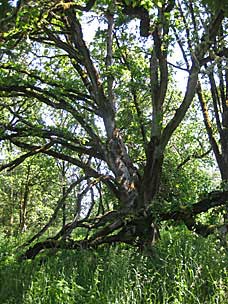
[0,0,228,259]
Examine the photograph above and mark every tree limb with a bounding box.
[0,141,54,172]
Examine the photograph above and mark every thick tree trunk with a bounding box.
[220,130,228,180]
[141,139,164,206]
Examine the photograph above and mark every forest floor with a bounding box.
[0,227,227,304]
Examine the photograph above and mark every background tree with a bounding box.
[174,0,228,231]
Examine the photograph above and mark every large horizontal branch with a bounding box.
[0,84,101,142]
[20,232,134,260]
[10,139,98,176]
[20,189,228,260]
[19,239,88,260]
[0,123,103,159]
[160,190,228,222]
[158,190,228,237]
[0,64,93,104]
[0,141,54,172]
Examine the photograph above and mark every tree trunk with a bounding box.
[19,166,31,233]
[220,130,228,181]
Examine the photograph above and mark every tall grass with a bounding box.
[0,228,227,303]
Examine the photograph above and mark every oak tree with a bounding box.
[0,0,227,258]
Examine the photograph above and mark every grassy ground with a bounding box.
[0,228,227,304]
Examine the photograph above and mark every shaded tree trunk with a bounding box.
[19,165,31,233]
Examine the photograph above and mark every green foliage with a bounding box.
[0,154,62,235]
[0,0,12,20]
[0,229,227,303]
[202,0,228,15]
